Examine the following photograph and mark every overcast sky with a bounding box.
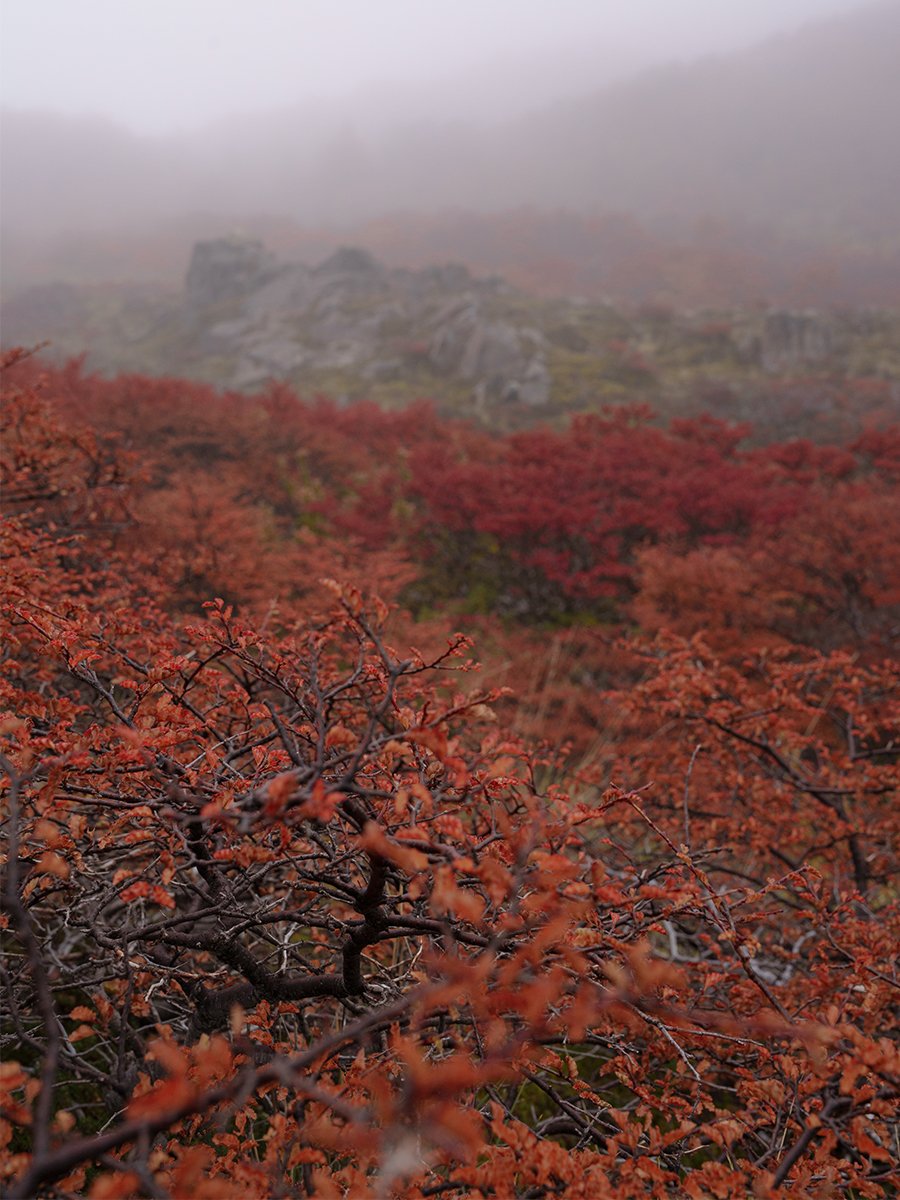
[1,0,874,134]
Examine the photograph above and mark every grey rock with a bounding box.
[428,299,480,373]
[418,263,472,291]
[518,356,552,406]
[760,310,833,373]
[208,317,257,340]
[460,319,522,381]
[185,237,280,310]
[362,358,404,381]
[179,238,552,409]
[315,246,381,276]
[242,335,308,373]
[244,265,317,318]
[427,294,478,331]
[315,342,370,371]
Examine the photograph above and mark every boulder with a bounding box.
[185,237,280,310]
[427,296,549,403]
[427,298,481,373]
[418,263,473,291]
[244,265,317,319]
[181,238,549,408]
[460,320,523,381]
[760,310,833,372]
[314,246,381,277]
[517,356,552,407]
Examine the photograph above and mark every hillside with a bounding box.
[512,0,900,239]
[4,3,899,1195]
[3,236,899,440]
[2,1,899,301]
[2,347,898,1196]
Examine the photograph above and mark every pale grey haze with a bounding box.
[0,0,875,133]
[2,0,898,303]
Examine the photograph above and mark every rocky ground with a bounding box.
[3,235,899,436]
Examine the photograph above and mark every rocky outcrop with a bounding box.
[7,252,896,439]
[187,241,551,408]
[185,236,281,310]
[514,356,552,407]
[314,246,381,277]
[428,300,549,405]
[760,310,834,373]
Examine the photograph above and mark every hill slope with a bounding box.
[2,1,898,254]
[4,237,898,443]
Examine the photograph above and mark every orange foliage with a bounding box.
[1,350,897,1198]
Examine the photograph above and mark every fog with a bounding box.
[1,0,898,301]
[1,0,873,134]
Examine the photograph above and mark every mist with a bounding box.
[1,0,898,302]
[1,0,870,135]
